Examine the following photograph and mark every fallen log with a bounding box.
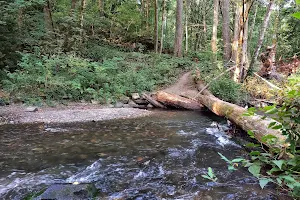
[142,93,166,109]
[156,91,203,110]
[190,82,287,149]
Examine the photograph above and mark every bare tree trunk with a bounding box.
[154,0,159,53]
[249,0,274,74]
[160,0,166,54]
[146,0,150,32]
[241,10,249,80]
[98,0,104,16]
[185,0,190,54]
[202,14,207,49]
[232,3,240,65]
[174,0,183,57]
[211,0,219,54]
[17,8,24,28]
[271,8,280,64]
[248,1,258,43]
[233,0,253,82]
[70,0,76,14]
[80,0,86,41]
[44,0,54,32]
[221,0,231,63]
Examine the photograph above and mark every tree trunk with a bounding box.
[70,0,77,14]
[221,0,231,63]
[146,0,150,32]
[17,8,24,28]
[80,0,86,41]
[156,91,203,110]
[249,0,274,74]
[193,93,287,149]
[233,0,253,82]
[241,10,249,80]
[44,0,54,32]
[98,0,104,16]
[232,3,240,66]
[211,0,219,54]
[154,0,159,53]
[185,0,189,54]
[160,0,166,54]
[174,0,183,57]
[248,2,258,44]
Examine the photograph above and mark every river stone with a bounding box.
[0,99,6,106]
[119,96,130,104]
[91,100,99,105]
[133,99,148,105]
[35,183,97,200]
[131,93,140,100]
[114,102,124,108]
[128,100,138,107]
[106,104,114,108]
[147,104,154,108]
[25,107,38,112]
[122,104,132,108]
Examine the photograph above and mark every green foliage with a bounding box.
[221,76,300,197]
[2,47,193,104]
[201,167,218,182]
[209,77,246,104]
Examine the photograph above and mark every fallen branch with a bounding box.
[142,93,166,109]
[193,66,236,99]
[254,72,282,90]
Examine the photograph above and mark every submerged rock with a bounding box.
[35,183,97,200]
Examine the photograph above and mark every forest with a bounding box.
[0,0,300,199]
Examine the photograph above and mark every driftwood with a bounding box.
[156,91,203,110]
[142,93,166,109]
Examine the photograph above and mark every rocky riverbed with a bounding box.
[0,103,151,125]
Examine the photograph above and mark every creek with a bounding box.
[0,111,283,199]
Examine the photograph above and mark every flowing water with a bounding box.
[0,111,286,199]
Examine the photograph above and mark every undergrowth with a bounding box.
[2,45,194,104]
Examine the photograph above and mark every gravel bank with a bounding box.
[0,103,152,124]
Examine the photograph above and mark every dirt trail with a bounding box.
[163,71,198,95]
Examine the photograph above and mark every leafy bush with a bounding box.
[219,76,300,197]
[2,49,193,104]
[209,77,246,104]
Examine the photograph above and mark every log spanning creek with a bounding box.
[0,111,287,199]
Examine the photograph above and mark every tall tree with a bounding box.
[248,1,258,43]
[44,0,54,32]
[154,0,159,53]
[249,0,274,74]
[80,0,86,41]
[184,0,190,54]
[232,0,253,82]
[211,0,219,54]
[174,0,183,57]
[70,0,77,14]
[98,0,104,16]
[160,0,166,54]
[221,0,231,63]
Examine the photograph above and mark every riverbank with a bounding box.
[0,103,152,125]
